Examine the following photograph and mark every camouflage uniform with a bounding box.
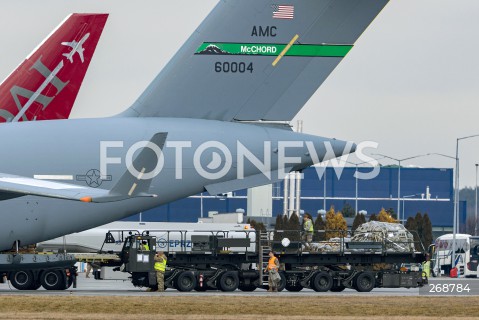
[267,254,280,291]
[302,218,314,250]
[154,253,167,292]
[156,271,165,291]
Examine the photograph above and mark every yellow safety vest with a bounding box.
[304,220,313,233]
[143,244,150,251]
[422,261,431,278]
[267,257,278,271]
[154,257,167,272]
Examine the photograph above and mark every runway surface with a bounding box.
[2,272,478,297]
[0,274,421,296]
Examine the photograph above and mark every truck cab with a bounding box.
[120,234,157,273]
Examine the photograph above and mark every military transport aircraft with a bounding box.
[0,0,389,250]
[0,13,108,123]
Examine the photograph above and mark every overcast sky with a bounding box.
[1,0,478,188]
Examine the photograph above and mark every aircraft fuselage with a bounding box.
[0,117,351,250]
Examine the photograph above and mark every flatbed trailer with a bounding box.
[0,251,77,290]
[102,228,426,292]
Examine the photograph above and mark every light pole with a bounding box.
[454,135,479,232]
[344,159,382,215]
[323,167,327,212]
[475,164,478,236]
[453,135,479,274]
[373,153,429,220]
[426,152,458,270]
[430,134,479,271]
[343,161,359,215]
[200,192,204,218]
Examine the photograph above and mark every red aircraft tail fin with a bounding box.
[0,13,108,122]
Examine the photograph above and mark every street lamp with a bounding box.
[453,135,479,275]
[430,135,479,272]
[344,161,359,215]
[454,135,479,232]
[373,153,429,220]
[426,152,458,271]
[475,164,478,236]
[324,167,327,212]
[344,158,384,215]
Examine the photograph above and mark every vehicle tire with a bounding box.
[10,270,34,290]
[354,272,375,292]
[330,284,346,292]
[176,271,196,292]
[312,272,333,292]
[276,271,286,292]
[238,284,257,292]
[219,271,239,292]
[41,270,65,290]
[285,284,303,292]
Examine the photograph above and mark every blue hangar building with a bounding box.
[125,167,465,234]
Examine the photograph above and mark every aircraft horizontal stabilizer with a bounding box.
[0,173,123,202]
[0,173,157,203]
[0,132,167,203]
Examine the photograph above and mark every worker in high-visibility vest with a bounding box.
[265,251,280,292]
[422,253,431,279]
[141,240,150,251]
[154,251,167,292]
[302,213,314,251]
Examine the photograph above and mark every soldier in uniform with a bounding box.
[302,214,314,250]
[154,251,167,292]
[265,251,280,292]
[141,240,150,251]
[422,253,431,279]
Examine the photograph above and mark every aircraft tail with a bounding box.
[110,133,168,199]
[124,0,388,121]
[0,13,108,123]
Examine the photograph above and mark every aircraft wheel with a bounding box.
[10,270,34,290]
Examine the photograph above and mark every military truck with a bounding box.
[109,226,426,292]
[0,247,76,290]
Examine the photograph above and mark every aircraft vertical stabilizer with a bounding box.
[0,13,108,122]
[124,0,388,121]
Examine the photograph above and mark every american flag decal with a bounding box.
[272,4,294,20]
